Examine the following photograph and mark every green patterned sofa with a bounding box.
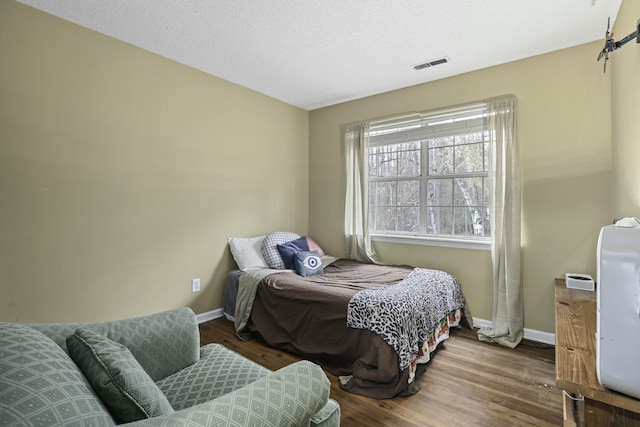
[0,308,340,426]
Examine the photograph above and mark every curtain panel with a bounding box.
[343,123,380,264]
[477,96,523,348]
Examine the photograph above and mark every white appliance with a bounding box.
[597,218,640,399]
[565,273,595,291]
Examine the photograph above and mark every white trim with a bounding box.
[196,308,224,324]
[195,310,555,345]
[472,317,494,330]
[523,328,556,346]
[372,234,491,251]
[472,317,555,346]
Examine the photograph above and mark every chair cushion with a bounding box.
[157,343,270,410]
[0,323,115,426]
[66,328,174,423]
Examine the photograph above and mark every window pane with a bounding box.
[454,207,477,236]
[454,132,485,145]
[368,153,379,178]
[454,143,485,173]
[453,135,466,145]
[428,146,453,175]
[398,207,419,232]
[369,182,374,206]
[405,141,421,150]
[482,207,491,237]
[380,152,397,177]
[483,176,490,206]
[453,206,489,236]
[484,140,489,172]
[374,207,397,231]
[426,206,452,234]
[427,179,453,207]
[370,142,423,178]
[371,181,396,206]
[369,147,399,178]
[429,136,453,148]
[398,148,420,176]
[453,177,483,207]
[397,180,419,206]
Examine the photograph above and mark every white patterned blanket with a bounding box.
[346,268,465,371]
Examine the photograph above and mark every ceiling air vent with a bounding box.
[413,57,449,70]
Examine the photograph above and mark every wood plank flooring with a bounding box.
[199,318,562,426]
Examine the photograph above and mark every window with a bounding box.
[367,105,491,246]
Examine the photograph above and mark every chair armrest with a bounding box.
[29,308,200,381]
[127,360,331,427]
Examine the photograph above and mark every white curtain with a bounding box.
[477,96,523,348]
[343,123,380,264]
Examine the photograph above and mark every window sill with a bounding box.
[371,234,491,251]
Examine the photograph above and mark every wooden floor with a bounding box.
[199,318,563,427]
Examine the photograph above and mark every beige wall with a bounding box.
[0,2,309,322]
[2,0,627,335]
[309,42,612,333]
[612,0,640,217]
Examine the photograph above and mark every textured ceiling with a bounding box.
[17,0,622,110]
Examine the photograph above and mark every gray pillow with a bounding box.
[66,328,174,423]
[261,231,301,269]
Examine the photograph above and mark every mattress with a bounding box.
[223,269,243,321]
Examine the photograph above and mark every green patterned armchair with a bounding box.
[0,308,340,426]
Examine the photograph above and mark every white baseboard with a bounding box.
[472,317,555,346]
[523,328,555,346]
[196,308,224,324]
[472,317,494,331]
[195,311,555,345]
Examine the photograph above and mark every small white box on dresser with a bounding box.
[565,273,595,291]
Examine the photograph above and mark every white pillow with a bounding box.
[228,236,270,271]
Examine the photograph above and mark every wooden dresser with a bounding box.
[555,278,640,426]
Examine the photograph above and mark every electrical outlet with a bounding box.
[191,278,201,293]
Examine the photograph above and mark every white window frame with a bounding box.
[367,104,491,251]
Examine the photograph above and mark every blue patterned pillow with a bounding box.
[295,251,324,277]
[276,236,310,270]
[66,328,174,423]
[261,231,301,269]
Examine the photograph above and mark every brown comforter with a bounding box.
[245,259,463,399]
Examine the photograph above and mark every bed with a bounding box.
[225,233,470,399]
